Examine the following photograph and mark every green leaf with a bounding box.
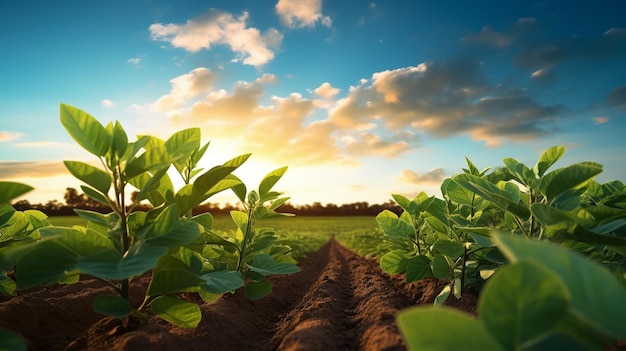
[535,145,565,177]
[379,250,410,274]
[493,232,626,340]
[248,254,300,276]
[433,239,464,258]
[60,103,111,157]
[191,154,250,205]
[81,185,110,207]
[434,284,451,306]
[165,128,201,163]
[201,270,245,294]
[147,269,205,296]
[540,162,603,201]
[93,294,133,318]
[151,296,201,328]
[0,328,27,351]
[442,179,475,206]
[259,166,288,198]
[125,146,171,179]
[431,254,451,279]
[376,210,415,238]
[110,121,128,158]
[405,255,432,283]
[0,182,33,204]
[245,279,272,300]
[397,306,505,351]
[192,212,213,231]
[63,161,111,194]
[0,273,16,295]
[480,261,570,350]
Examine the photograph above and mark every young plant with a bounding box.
[397,231,626,350]
[202,166,301,300]
[12,104,250,327]
[0,181,39,350]
[375,190,487,305]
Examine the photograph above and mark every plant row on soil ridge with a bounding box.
[347,145,626,350]
[0,103,304,350]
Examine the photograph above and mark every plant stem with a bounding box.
[236,205,255,272]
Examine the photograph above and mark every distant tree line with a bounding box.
[12,187,402,217]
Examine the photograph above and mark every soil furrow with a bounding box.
[0,238,477,351]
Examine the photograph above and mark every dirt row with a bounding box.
[0,238,477,351]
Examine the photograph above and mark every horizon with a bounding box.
[1,0,625,207]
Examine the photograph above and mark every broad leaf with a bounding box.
[397,306,505,351]
[93,294,133,318]
[201,270,245,294]
[245,279,272,300]
[540,162,603,201]
[535,145,565,177]
[147,269,205,296]
[151,296,201,328]
[60,103,110,157]
[376,210,415,238]
[63,161,111,194]
[248,254,300,276]
[405,255,432,283]
[259,166,288,198]
[493,232,626,340]
[480,261,570,350]
[0,182,33,204]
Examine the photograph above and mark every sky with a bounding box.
[1,0,625,207]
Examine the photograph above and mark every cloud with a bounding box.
[328,58,563,146]
[314,82,340,99]
[155,68,218,111]
[514,27,626,69]
[127,58,141,65]
[463,17,537,47]
[606,85,626,110]
[398,168,447,185]
[101,99,115,108]
[592,116,610,125]
[0,131,23,142]
[275,0,332,28]
[0,161,68,179]
[149,9,283,66]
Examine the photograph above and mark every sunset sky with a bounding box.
[1,0,625,207]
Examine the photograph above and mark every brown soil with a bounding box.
[0,238,477,351]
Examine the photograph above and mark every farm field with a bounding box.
[2,108,625,350]
[0,226,474,351]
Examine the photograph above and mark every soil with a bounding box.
[0,238,477,351]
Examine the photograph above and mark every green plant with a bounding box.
[202,166,301,300]
[397,231,626,350]
[10,104,251,327]
[0,181,39,351]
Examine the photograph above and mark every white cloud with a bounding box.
[398,168,447,185]
[101,99,115,108]
[155,67,218,111]
[0,161,68,178]
[0,131,23,142]
[127,58,141,65]
[149,10,283,67]
[275,0,332,28]
[314,82,340,99]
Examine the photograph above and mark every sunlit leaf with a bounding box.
[60,103,110,157]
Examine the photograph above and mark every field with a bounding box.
[3,125,626,351]
[0,215,475,351]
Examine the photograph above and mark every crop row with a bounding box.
[339,145,626,350]
[0,104,316,350]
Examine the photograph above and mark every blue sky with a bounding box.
[1,0,625,206]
